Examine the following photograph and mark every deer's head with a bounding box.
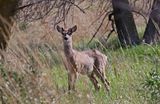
[57,25,77,41]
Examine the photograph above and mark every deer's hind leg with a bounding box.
[94,66,110,92]
[88,72,101,91]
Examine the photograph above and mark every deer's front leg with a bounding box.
[68,72,78,92]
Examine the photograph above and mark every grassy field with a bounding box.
[50,39,160,104]
[0,23,160,104]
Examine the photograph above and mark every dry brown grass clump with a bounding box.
[0,14,97,102]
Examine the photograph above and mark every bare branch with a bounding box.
[87,11,109,45]
[132,10,148,24]
[104,12,115,42]
[64,0,86,13]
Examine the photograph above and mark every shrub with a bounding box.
[140,68,160,103]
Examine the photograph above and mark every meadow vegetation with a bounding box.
[0,23,160,104]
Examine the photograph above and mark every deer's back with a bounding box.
[72,50,94,75]
[84,49,108,71]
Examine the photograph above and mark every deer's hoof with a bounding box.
[97,83,101,90]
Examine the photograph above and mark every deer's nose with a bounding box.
[64,37,68,40]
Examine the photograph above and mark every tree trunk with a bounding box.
[143,0,160,44]
[0,0,19,50]
[112,0,140,46]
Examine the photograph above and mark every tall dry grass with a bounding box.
[0,14,101,103]
[0,6,106,103]
[0,21,63,103]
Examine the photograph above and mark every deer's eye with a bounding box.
[62,33,66,36]
[67,32,72,35]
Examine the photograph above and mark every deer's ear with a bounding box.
[70,25,77,33]
[57,25,64,33]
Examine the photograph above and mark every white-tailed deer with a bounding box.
[57,25,110,93]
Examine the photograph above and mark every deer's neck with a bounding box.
[63,40,74,57]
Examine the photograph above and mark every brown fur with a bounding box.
[57,25,110,92]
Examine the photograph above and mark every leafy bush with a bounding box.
[140,68,160,103]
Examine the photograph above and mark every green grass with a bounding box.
[1,33,160,103]
[50,39,160,104]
